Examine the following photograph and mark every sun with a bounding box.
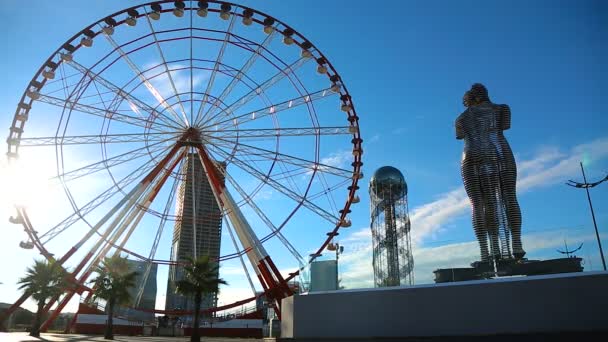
[0,148,63,215]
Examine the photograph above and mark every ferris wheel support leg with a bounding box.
[40,145,183,331]
[220,189,293,316]
[64,290,94,334]
[263,255,293,298]
[256,257,293,320]
[194,144,293,318]
[39,184,149,323]
[255,273,281,316]
[41,187,156,330]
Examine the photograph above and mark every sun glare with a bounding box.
[0,150,62,213]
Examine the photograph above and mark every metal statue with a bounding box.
[456,83,525,263]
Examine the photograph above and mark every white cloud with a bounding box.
[320,150,352,169]
[137,62,209,118]
[410,188,469,244]
[391,127,406,135]
[143,62,208,95]
[220,265,248,276]
[336,227,374,289]
[517,146,565,175]
[517,138,608,191]
[306,149,353,176]
[342,227,371,242]
[253,188,274,201]
[216,286,255,307]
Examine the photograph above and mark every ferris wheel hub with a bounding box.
[177,127,203,147]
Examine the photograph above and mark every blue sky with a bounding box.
[0,0,607,314]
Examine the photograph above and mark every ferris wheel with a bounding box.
[4,0,362,328]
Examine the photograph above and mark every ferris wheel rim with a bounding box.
[6,0,363,315]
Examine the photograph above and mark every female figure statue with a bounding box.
[455,83,525,262]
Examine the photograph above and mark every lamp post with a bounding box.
[327,242,344,289]
[566,162,608,271]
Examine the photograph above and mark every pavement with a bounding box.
[0,333,261,342]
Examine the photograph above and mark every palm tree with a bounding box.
[90,255,138,340]
[17,259,69,337]
[176,256,227,342]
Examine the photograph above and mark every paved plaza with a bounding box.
[0,333,261,342]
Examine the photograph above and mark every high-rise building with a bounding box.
[115,259,157,322]
[165,153,224,313]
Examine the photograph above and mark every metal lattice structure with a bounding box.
[2,0,364,329]
[456,83,525,264]
[369,166,413,287]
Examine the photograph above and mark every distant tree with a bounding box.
[90,255,138,340]
[14,308,35,326]
[17,259,69,337]
[175,256,227,342]
[0,305,36,331]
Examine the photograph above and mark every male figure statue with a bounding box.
[456,83,525,263]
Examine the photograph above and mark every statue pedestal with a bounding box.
[433,257,583,283]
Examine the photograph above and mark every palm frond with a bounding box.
[17,259,70,303]
[174,255,227,297]
[90,255,139,306]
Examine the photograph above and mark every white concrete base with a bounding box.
[281,271,608,339]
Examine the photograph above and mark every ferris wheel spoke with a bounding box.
[210,138,354,179]
[307,178,352,201]
[90,75,113,116]
[202,88,335,130]
[312,171,341,216]
[43,145,183,252]
[18,132,176,147]
[225,172,305,266]
[208,126,352,140]
[143,10,190,124]
[56,140,173,183]
[194,13,238,125]
[198,25,277,125]
[99,28,190,127]
[198,56,312,128]
[134,158,183,306]
[112,149,187,256]
[270,164,310,185]
[34,92,175,132]
[64,59,184,130]
[40,151,165,244]
[208,144,338,224]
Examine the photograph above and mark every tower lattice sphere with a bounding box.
[369,166,414,287]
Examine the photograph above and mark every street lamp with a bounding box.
[327,242,344,289]
[566,162,608,271]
